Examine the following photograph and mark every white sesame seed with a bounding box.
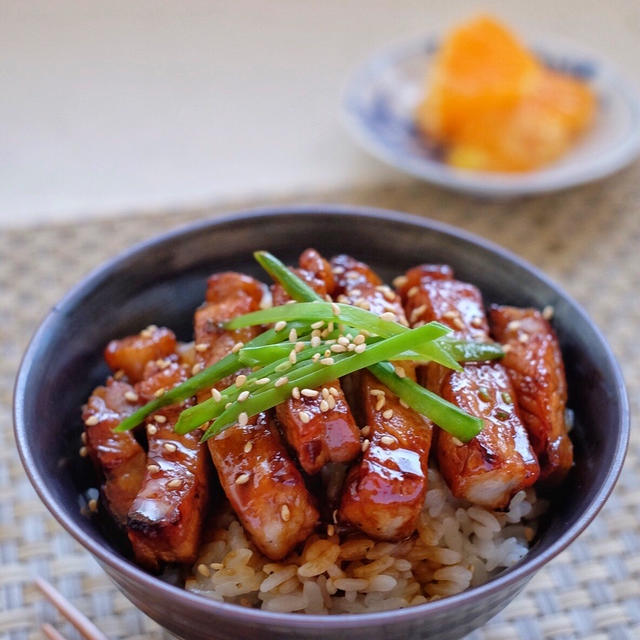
[311,320,325,330]
[407,286,419,298]
[383,409,394,419]
[288,327,298,342]
[310,336,322,348]
[354,343,366,354]
[351,289,362,297]
[235,472,250,485]
[275,376,289,387]
[124,390,139,402]
[312,353,321,362]
[225,402,232,409]
[320,357,335,366]
[79,446,88,457]
[298,411,311,424]
[329,387,340,398]
[361,425,370,436]
[399,399,409,409]
[362,439,370,452]
[274,320,287,332]
[211,388,222,401]
[410,305,427,324]
[356,299,371,310]
[291,386,301,399]
[370,389,385,396]
[324,349,332,357]
[167,478,182,489]
[113,369,125,380]
[470,316,484,328]
[238,412,249,426]
[197,563,211,577]
[88,498,98,513]
[354,334,366,345]
[210,562,224,570]
[518,333,529,343]
[288,350,297,364]
[332,509,339,524]
[235,374,247,387]
[502,344,512,353]
[295,341,305,352]
[154,387,166,398]
[301,388,319,397]
[320,399,329,412]
[507,320,522,331]
[394,366,406,378]
[331,344,346,353]
[332,265,345,275]
[380,435,395,446]
[337,294,349,303]
[275,361,292,372]
[281,504,291,522]
[451,437,464,447]
[375,396,386,411]
[542,305,555,320]
[195,343,208,352]
[191,363,203,375]
[331,302,340,316]
[327,524,336,536]
[155,414,167,423]
[393,275,408,288]
[238,390,250,402]
[244,441,253,453]
[147,424,158,436]
[81,432,87,444]
[443,310,458,320]
[337,336,349,347]
[311,329,322,338]
[453,318,466,331]
[147,464,160,473]
[256,377,270,386]
[231,341,244,353]
[163,442,177,453]
[382,288,396,302]
[327,395,336,410]
[85,415,99,426]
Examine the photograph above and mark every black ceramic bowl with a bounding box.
[14,207,628,640]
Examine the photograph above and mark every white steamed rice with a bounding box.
[185,467,547,614]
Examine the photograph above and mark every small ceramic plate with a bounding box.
[342,35,640,197]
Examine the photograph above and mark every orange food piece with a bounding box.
[416,15,595,172]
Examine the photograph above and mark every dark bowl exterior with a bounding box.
[14,206,629,640]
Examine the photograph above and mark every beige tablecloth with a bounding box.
[2,169,639,639]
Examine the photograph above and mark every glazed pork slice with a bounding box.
[333,255,433,539]
[127,360,211,570]
[104,325,177,383]
[489,305,573,486]
[82,379,147,527]
[209,411,320,559]
[397,265,540,509]
[196,271,319,559]
[272,249,361,474]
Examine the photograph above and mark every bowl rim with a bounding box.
[341,33,640,197]
[13,205,630,628]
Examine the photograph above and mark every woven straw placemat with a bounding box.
[2,168,639,640]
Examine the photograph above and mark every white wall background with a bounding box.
[2,1,639,227]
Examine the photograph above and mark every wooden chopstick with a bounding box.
[41,622,69,640]
[35,578,109,640]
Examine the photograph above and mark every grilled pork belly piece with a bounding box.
[209,411,320,560]
[397,265,539,509]
[489,305,573,486]
[333,255,433,539]
[196,271,319,559]
[104,326,177,383]
[82,379,147,527]
[127,360,210,570]
[272,249,361,475]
